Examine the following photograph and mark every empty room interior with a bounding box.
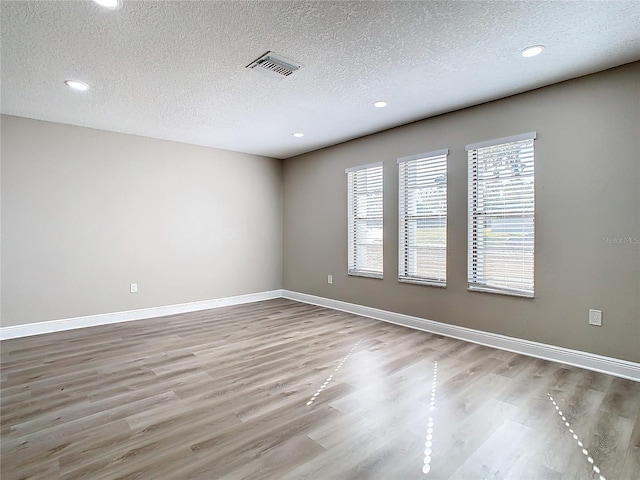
[1,1,639,479]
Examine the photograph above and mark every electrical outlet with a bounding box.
[327,274,333,284]
[589,309,602,326]
[130,283,138,293]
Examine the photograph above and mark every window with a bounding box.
[346,162,383,278]
[466,132,536,297]
[398,149,448,286]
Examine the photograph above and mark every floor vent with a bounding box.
[246,51,302,78]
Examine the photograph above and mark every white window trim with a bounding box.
[398,149,448,287]
[397,148,449,165]
[467,133,536,298]
[465,132,536,151]
[347,162,384,279]
[345,161,384,174]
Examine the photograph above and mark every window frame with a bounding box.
[346,162,384,279]
[397,149,448,287]
[466,132,536,298]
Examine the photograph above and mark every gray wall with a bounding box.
[1,115,283,327]
[283,63,640,363]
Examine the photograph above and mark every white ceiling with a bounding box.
[2,1,639,159]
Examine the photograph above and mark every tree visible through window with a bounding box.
[398,150,448,286]
[346,162,383,278]
[467,133,536,297]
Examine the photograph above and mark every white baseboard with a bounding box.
[3,288,638,382]
[282,290,640,382]
[0,290,284,341]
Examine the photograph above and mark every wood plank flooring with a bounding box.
[1,298,639,479]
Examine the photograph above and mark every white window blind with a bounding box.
[346,162,383,278]
[467,132,536,297]
[398,149,448,286]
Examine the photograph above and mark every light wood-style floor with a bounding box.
[1,299,639,480]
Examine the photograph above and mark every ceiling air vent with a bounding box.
[246,51,302,78]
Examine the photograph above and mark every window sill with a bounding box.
[348,271,383,280]
[399,278,446,288]
[468,285,534,298]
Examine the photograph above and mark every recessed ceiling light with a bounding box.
[64,80,90,92]
[373,101,388,108]
[93,0,123,9]
[292,132,304,138]
[521,45,545,58]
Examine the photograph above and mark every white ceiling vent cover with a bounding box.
[246,51,302,78]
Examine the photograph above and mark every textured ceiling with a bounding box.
[2,1,639,159]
